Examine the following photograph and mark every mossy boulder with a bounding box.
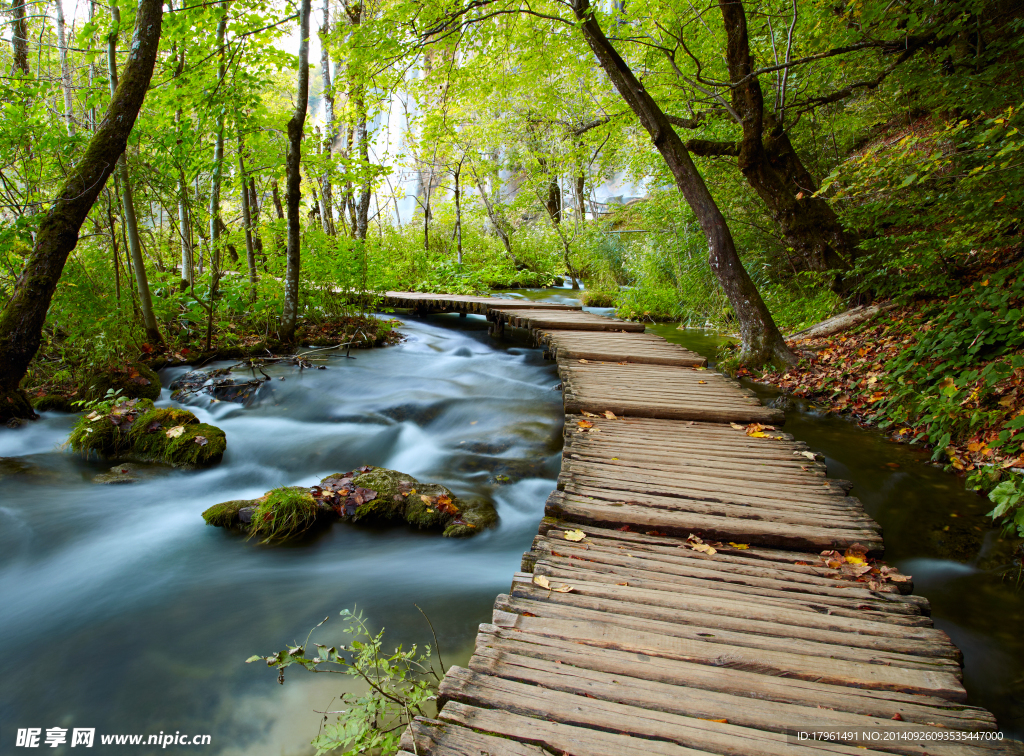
[32,394,78,412]
[321,467,498,537]
[203,466,498,540]
[85,362,162,402]
[68,398,225,468]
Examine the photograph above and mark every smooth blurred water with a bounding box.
[0,312,562,754]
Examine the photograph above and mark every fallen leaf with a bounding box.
[700,718,728,724]
[615,525,631,532]
[727,542,749,549]
[616,582,629,586]
[603,410,617,419]
[166,425,185,438]
[578,359,589,364]
[533,575,551,589]
[420,494,436,505]
[563,529,587,542]
[729,422,744,430]
[577,420,594,429]
[798,451,816,460]
[844,543,869,565]
[698,380,707,384]
[690,542,717,555]
[194,435,208,446]
[892,713,904,721]
[748,431,769,438]
[581,410,599,417]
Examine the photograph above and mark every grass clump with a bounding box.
[580,290,617,308]
[249,487,321,542]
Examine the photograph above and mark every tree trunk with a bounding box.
[354,99,372,240]
[205,1,228,351]
[545,177,562,224]
[177,171,193,287]
[54,0,74,134]
[717,0,854,290]
[318,0,337,236]
[109,3,162,347]
[271,178,285,220]
[9,0,29,75]
[453,160,463,265]
[238,136,257,298]
[0,0,163,421]
[247,177,266,263]
[281,0,311,341]
[572,0,794,367]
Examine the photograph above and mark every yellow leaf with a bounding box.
[748,431,768,438]
[581,410,599,417]
[603,410,617,419]
[844,554,867,565]
[563,529,587,542]
[166,425,185,438]
[577,420,594,429]
[533,575,551,589]
[728,542,749,549]
[690,542,717,555]
[578,358,590,363]
[698,380,707,384]
[729,422,744,430]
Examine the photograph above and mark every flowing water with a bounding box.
[3,290,1023,752]
[0,313,562,754]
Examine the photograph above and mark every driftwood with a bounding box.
[786,302,896,342]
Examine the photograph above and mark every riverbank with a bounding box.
[750,274,1024,537]
[21,313,402,416]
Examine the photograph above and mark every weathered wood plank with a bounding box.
[399,718,548,756]
[473,625,995,728]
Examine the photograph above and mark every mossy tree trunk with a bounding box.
[281,0,312,341]
[571,0,795,367]
[0,0,164,421]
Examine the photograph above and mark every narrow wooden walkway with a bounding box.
[381,292,1016,756]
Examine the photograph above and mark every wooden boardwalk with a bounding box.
[381,292,1016,756]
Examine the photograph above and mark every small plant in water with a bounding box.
[248,607,442,756]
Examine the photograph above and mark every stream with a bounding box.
[0,312,562,754]
[2,290,1022,753]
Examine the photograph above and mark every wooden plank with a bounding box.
[494,594,961,671]
[507,582,958,660]
[531,560,928,621]
[437,701,715,756]
[490,611,966,700]
[510,572,942,642]
[399,718,549,756]
[474,625,995,729]
[546,493,885,552]
[564,396,784,424]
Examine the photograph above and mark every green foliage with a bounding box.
[247,608,440,756]
[988,475,1024,538]
[873,266,1024,462]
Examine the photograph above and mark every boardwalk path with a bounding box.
[381,293,1015,756]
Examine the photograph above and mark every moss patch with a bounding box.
[68,398,225,468]
[202,499,253,528]
[32,394,78,412]
[85,362,162,402]
[580,290,617,308]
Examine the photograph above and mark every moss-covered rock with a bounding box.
[85,362,162,402]
[340,467,497,537]
[202,466,498,540]
[32,394,78,412]
[202,499,253,528]
[68,398,225,468]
